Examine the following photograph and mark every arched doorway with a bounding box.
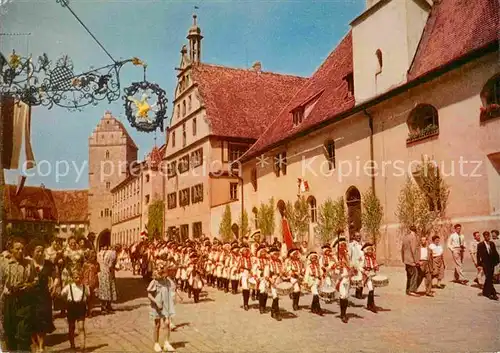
[97,229,111,250]
[231,223,239,240]
[345,186,361,240]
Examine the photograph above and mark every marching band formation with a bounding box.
[130,230,389,324]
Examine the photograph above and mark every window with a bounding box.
[252,207,259,229]
[176,104,180,119]
[171,131,176,147]
[182,123,187,147]
[230,183,238,201]
[228,143,247,163]
[106,181,110,190]
[105,150,110,159]
[178,155,190,173]
[344,73,354,96]
[192,117,197,136]
[376,49,383,74]
[192,183,203,203]
[167,192,177,209]
[480,74,500,122]
[180,224,189,241]
[292,107,304,126]
[145,174,150,183]
[167,161,177,178]
[191,148,203,168]
[100,210,104,217]
[133,204,136,215]
[137,202,140,214]
[308,196,317,223]
[179,188,190,207]
[251,167,257,192]
[192,222,202,238]
[324,139,336,170]
[188,95,192,111]
[145,194,150,204]
[182,100,186,117]
[274,151,287,176]
[407,104,439,142]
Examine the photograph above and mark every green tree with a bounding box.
[238,208,250,237]
[219,204,233,242]
[148,200,165,240]
[396,157,451,238]
[258,197,275,237]
[286,196,310,241]
[361,188,384,246]
[315,197,344,244]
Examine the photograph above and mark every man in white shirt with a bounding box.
[447,224,468,284]
[469,231,484,286]
[417,236,433,296]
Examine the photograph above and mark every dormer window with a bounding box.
[344,73,354,96]
[376,49,383,75]
[292,107,304,126]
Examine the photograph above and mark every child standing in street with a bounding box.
[147,260,183,352]
[61,271,90,351]
[191,269,204,303]
[269,273,282,321]
[429,235,446,289]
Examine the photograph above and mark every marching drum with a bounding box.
[372,274,389,287]
[350,273,363,287]
[319,285,335,300]
[248,277,257,290]
[276,281,293,296]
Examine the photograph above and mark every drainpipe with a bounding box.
[237,171,244,241]
[364,109,376,195]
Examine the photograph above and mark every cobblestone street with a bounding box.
[45,269,499,353]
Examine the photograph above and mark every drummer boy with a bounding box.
[361,243,379,313]
[269,272,282,321]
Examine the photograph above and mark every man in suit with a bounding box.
[401,226,420,296]
[476,231,499,300]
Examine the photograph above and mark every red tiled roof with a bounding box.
[408,0,498,79]
[4,185,58,221]
[51,190,89,223]
[148,144,166,166]
[244,0,498,158]
[243,32,354,159]
[191,63,307,139]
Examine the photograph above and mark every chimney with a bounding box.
[251,61,262,73]
[40,183,45,189]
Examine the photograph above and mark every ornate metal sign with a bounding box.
[123,79,168,133]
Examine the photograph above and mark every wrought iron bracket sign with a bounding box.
[123,79,167,133]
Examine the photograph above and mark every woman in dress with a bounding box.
[98,245,118,313]
[30,241,58,352]
[82,250,100,317]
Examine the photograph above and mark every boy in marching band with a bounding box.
[269,272,282,321]
[258,271,269,314]
[191,269,204,304]
[361,243,379,313]
[334,237,351,324]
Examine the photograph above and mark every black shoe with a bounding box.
[276,313,282,321]
[342,316,348,323]
[270,311,275,318]
[244,305,249,311]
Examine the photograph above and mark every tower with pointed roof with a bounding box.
[187,13,203,64]
[88,111,138,243]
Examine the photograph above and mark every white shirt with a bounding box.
[61,283,90,302]
[469,240,480,254]
[258,278,268,292]
[447,232,465,250]
[420,247,429,261]
[484,241,491,254]
[271,286,278,299]
[429,244,443,257]
[311,278,319,296]
[240,271,249,290]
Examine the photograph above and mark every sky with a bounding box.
[1,0,364,190]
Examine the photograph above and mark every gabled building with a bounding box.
[238,0,499,269]
[52,189,89,237]
[163,15,307,240]
[110,144,166,245]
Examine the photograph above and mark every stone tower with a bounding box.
[88,111,138,240]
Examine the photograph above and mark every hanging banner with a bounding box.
[282,217,294,250]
